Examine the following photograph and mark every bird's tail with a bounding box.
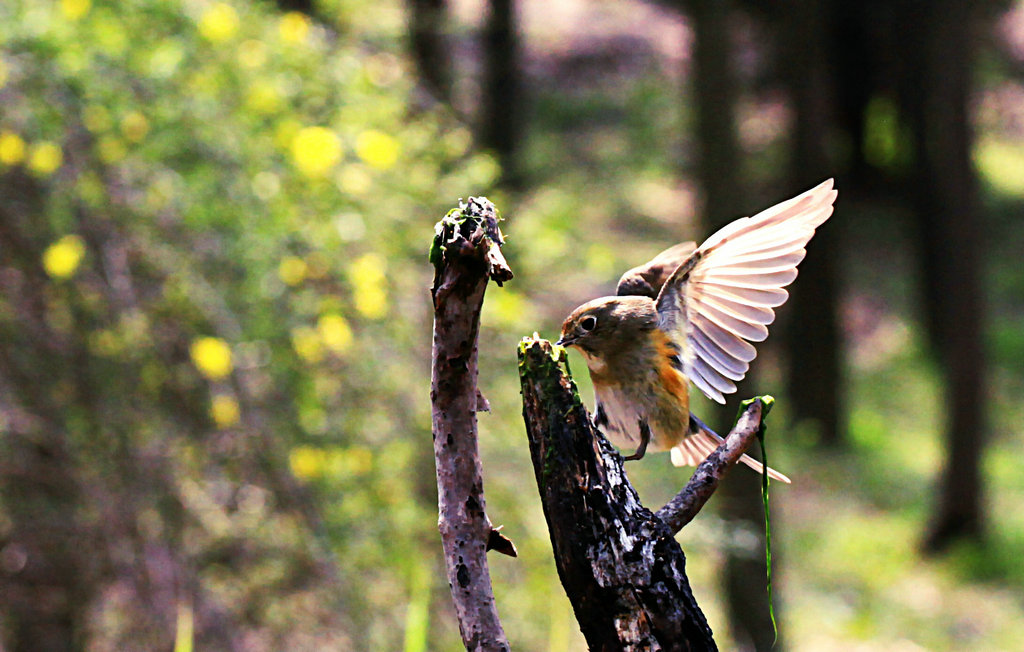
[670,429,792,484]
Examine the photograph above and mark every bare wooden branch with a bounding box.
[518,336,717,651]
[430,197,512,651]
[655,399,772,535]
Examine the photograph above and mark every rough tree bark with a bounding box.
[429,197,515,651]
[519,335,777,651]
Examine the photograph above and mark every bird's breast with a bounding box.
[592,343,691,452]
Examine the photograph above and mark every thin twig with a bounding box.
[655,399,770,534]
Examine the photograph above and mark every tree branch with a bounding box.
[429,197,513,651]
[655,398,773,535]
[518,336,717,651]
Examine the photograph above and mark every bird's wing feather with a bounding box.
[670,428,792,483]
[656,179,837,403]
[616,241,697,298]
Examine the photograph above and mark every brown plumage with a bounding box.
[557,179,839,483]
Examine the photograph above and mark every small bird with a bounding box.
[556,179,838,483]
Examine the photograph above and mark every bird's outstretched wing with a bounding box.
[655,179,838,403]
[616,241,697,299]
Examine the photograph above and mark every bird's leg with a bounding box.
[592,403,608,431]
[688,413,718,438]
[623,419,651,461]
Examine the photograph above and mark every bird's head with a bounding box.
[556,296,657,358]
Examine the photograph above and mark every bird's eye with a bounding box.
[580,316,597,332]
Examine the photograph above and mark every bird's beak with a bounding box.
[555,334,575,347]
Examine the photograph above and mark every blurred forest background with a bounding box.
[2,0,1024,650]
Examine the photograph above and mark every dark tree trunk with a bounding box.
[688,1,780,648]
[689,0,742,225]
[519,338,717,651]
[0,174,94,652]
[0,418,88,652]
[783,0,843,447]
[274,0,315,14]
[480,0,523,186]
[901,0,987,550]
[408,0,453,104]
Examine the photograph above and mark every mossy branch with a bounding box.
[518,336,717,651]
[430,197,513,652]
[655,397,774,534]
[517,335,780,650]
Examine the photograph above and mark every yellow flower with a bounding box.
[279,12,310,44]
[278,255,307,286]
[289,446,323,480]
[355,129,400,170]
[28,142,63,176]
[120,112,150,143]
[42,235,86,279]
[349,253,388,319]
[210,394,240,428]
[317,313,353,354]
[190,336,233,380]
[291,326,324,363]
[0,131,26,165]
[198,3,239,42]
[290,126,341,177]
[60,0,91,20]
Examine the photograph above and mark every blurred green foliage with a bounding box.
[0,0,501,648]
[2,0,1024,651]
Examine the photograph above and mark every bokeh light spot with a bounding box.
[291,126,342,177]
[0,131,26,165]
[60,0,91,21]
[289,446,322,480]
[210,394,241,428]
[237,39,267,68]
[190,336,234,380]
[317,313,353,354]
[291,326,324,363]
[349,253,388,319]
[121,112,150,143]
[198,3,239,43]
[278,256,308,286]
[279,12,310,44]
[355,129,400,170]
[42,235,86,279]
[28,142,63,176]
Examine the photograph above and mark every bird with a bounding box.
[555,179,838,483]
